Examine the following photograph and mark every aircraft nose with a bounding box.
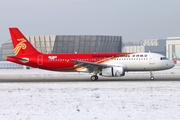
[167,60,175,68]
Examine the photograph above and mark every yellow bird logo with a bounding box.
[14,38,27,55]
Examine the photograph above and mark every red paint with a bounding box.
[6,28,131,71]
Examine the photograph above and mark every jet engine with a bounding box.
[99,67,125,77]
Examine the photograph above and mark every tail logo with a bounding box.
[14,38,27,55]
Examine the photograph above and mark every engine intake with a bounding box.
[100,67,125,77]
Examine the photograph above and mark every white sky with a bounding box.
[1,0,180,46]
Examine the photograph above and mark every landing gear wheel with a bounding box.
[91,76,96,81]
[95,76,98,80]
[149,71,155,80]
[91,75,98,81]
[150,76,154,80]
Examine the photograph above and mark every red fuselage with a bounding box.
[7,52,129,71]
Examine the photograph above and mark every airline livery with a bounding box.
[6,28,174,80]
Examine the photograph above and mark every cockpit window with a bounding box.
[160,57,168,60]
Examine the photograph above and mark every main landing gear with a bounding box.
[150,71,154,80]
[91,75,99,81]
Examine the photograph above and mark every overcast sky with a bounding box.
[1,0,180,46]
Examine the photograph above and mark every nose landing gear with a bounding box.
[150,71,154,80]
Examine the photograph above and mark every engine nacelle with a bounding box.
[100,67,125,77]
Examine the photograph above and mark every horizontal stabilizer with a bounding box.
[7,56,29,63]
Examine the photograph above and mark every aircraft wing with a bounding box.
[72,60,110,72]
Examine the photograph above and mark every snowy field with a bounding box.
[0,66,180,119]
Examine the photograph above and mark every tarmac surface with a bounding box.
[0,64,180,82]
[0,73,180,82]
[0,76,180,82]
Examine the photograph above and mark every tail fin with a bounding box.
[9,28,40,56]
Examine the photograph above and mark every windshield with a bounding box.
[160,57,168,60]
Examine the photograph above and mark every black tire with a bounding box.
[91,76,96,81]
[91,75,98,81]
[95,76,98,80]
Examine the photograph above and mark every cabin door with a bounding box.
[149,54,155,64]
[37,55,43,65]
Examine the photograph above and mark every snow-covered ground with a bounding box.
[0,65,180,120]
[1,81,180,120]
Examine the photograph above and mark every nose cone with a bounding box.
[167,60,175,69]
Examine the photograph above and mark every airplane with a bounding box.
[173,52,180,60]
[6,28,175,80]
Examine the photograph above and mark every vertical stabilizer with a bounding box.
[9,28,40,56]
